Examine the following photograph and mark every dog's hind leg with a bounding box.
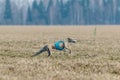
[31,45,51,57]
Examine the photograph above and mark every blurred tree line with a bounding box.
[1,0,120,25]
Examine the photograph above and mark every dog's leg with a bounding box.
[31,45,51,57]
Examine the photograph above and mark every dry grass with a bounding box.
[0,26,120,80]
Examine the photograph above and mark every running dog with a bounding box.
[31,38,77,57]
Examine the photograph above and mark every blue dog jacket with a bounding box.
[54,41,65,51]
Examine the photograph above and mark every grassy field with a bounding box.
[0,26,120,80]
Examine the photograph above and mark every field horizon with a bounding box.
[0,26,120,80]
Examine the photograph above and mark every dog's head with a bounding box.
[67,38,77,43]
